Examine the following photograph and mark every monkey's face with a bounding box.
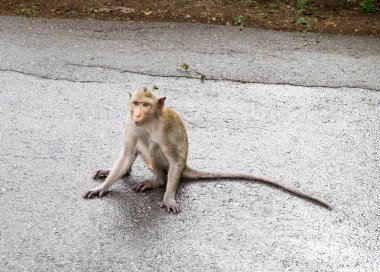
[129,88,165,126]
[130,99,154,126]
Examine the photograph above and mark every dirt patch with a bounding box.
[0,0,379,36]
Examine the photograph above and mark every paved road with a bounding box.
[0,16,379,271]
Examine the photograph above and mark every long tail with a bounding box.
[182,165,332,210]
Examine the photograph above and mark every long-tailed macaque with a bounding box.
[83,88,332,213]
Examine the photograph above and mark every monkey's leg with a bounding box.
[93,168,133,180]
[83,147,136,198]
[133,145,167,192]
[93,169,111,179]
[160,163,183,214]
[132,163,166,192]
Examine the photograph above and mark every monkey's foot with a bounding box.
[160,198,181,214]
[133,180,163,192]
[93,169,110,179]
[83,186,108,198]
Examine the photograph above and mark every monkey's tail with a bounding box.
[182,165,332,210]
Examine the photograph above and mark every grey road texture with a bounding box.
[0,16,379,271]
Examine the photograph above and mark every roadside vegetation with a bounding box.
[0,0,378,36]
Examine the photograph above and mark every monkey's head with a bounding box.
[129,88,166,126]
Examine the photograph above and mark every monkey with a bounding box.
[83,87,332,213]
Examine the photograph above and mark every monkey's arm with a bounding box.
[83,142,136,198]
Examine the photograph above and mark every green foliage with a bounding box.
[297,17,312,32]
[296,0,307,13]
[233,15,244,25]
[360,0,376,12]
[20,5,39,16]
[177,63,206,83]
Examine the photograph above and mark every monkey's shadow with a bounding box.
[94,173,187,228]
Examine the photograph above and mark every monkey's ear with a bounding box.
[158,97,166,110]
[129,92,132,98]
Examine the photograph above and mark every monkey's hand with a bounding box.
[160,198,181,214]
[82,185,108,199]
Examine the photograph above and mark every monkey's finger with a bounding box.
[160,202,169,212]
[88,192,96,198]
[83,191,93,198]
[173,205,181,214]
[93,170,101,179]
[134,182,152,192]
[93,174,101,179]
[133,184,142,191]
[140,186,149,192]
[83,191,91,198]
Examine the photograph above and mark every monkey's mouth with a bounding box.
[134,121,145,126]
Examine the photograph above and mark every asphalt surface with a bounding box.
[0,16,379,271]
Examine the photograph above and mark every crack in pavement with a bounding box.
[1,65,379,92]
[0,68,108,84]
[65,62,380,92]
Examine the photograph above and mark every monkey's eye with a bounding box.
[133,101,139,106]
[142,102,149,108]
